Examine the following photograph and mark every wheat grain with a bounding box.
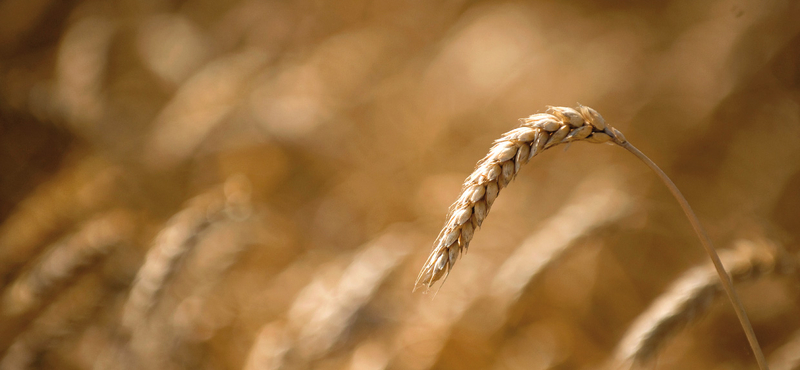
[612,239,782,368]
[415,106,613,290]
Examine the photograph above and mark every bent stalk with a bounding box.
[416,105,768,370]
[615,138,768,370]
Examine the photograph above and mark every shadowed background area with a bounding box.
[1,0,800,369]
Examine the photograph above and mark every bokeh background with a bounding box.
[1,0,800,369]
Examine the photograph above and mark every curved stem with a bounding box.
[619,140,769,370]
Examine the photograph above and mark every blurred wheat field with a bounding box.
[1,0,800,369]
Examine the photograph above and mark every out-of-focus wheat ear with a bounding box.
[237,227,421,370]
[121,182,241,370]
[415,105,767,368]
[770,329,800,370]
[122,175,252,331]
[0,156,120,281]
[490,173,632,304]
[391,248,493,370]
[172,180,258,343]
[121,190,224,330]
[288,228,416,360]
[613,128,769,370]
[1,210,134,316]
[415,106,615,291]
[390,174,631,370]
[0,272,107,370]
[612,239,781,368]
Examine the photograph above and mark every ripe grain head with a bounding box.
[415,105,617,290]
[612,239,784,368]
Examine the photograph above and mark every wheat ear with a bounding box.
[416,105,768,370]
[122,190,226,330]
[0,273,107,370]
[613,240,779,367]
[289,230,413,360]
[415,106,610,290]
[615,138,769,370]
[2,210,133,316]
[122,176,252,338]
[0,157,119,281]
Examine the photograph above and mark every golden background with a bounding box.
[0,0,799,369]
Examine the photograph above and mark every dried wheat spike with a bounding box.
[122,175,252,330]
[289,229,414,359]
[2,210,134,316]
[121,191,223,330]
[613,239,782,368]
[0,157,120,281]
[0,273,107,370]
[415,105,613,290]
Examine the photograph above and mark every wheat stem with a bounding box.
[416,106,768,369]
[613,137,768,370]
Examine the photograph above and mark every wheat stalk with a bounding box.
[613,239,780,368]
[415,105,769,370]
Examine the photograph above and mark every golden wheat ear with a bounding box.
[415,105,768,370]
[414,106,609,291]
[613,240,780,368]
